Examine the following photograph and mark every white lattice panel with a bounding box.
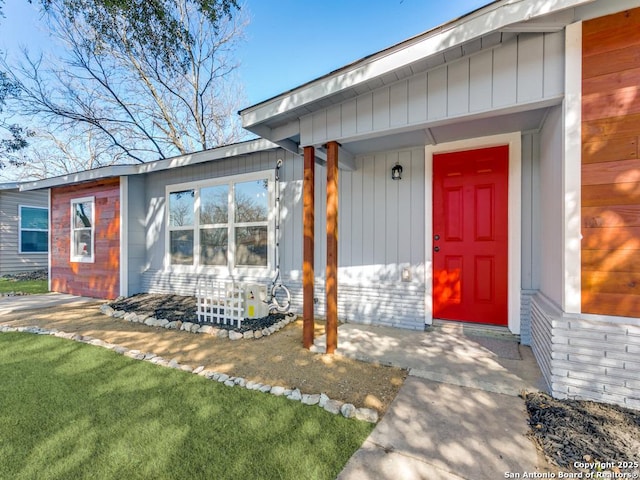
[196,279,245,328]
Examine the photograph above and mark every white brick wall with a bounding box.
[531,293,640,410]
[530,293,554,392]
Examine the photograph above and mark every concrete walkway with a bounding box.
[313,322,548,480]
[0,293,97,315]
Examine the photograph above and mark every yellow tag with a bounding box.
[248,305,254,317]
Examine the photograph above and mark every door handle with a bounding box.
[434,246,440,252]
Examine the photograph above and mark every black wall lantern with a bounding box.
[391,163,403,180]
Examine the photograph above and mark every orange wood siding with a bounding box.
[50,178,120,299]
[582,8,640,316]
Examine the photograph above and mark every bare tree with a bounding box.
[2,0,247,173]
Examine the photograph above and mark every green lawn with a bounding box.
[0,333,373,480]
[0,278,48,294]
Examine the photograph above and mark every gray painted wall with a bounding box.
[137,135,544,332]
[538,105,564,307]
[126,175,147,295]
[0,188,48,275]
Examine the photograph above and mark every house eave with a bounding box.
[19,138,280,191]
[240,0,595,132]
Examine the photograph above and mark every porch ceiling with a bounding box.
[340,105,554,156]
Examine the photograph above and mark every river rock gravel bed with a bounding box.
[108,293,285,333]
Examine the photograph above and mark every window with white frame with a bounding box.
[70,197,95,262]
[19,205,48,253]
[167,172,271,269]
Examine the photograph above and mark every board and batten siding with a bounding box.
[581,7,640,317]
[125,175,146,296]
[300,32,564,147]
[310,147,426,329]
[0,188,48,275]
[138,145,428,329]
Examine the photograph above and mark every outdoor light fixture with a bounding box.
[391,163,403,180]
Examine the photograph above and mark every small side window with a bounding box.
[70,197,95,262]
[19,206,48,253]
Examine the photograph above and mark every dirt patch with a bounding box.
[525,391,640,474]
[0,300,406,415]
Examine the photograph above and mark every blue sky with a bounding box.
[1,0,490,106]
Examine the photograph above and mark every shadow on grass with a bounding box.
[0,333,372,480]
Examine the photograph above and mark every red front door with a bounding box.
[432,145,509,325]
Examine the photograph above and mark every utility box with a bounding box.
[242,283,268,319]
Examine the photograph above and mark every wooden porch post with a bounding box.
[326,141,339,354]
[302,146,315,349]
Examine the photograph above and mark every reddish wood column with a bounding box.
[302,146,315,349]
[326,141,339,354]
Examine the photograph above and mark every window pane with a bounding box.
[200,228,228,266]
[235,226,267,266]
[200,185,228,224]
[170,230,194,265]
[73,230,92,257]
[73,202,92,229]
[169,190,194,227]
[235,180,268,223]
[21,231,48,253]
[21,207,48,230]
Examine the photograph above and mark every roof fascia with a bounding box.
[19,138,281,191]
[241,0,596,129]
[19,165,136,191]
[134,138,279,174]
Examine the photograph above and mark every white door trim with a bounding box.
[425,132,522,334]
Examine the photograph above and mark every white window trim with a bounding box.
[164,170,275,277]
[18,204,49,254]
[70,196,95,263]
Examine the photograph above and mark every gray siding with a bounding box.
[300,32,564,146]
[139,146,427,330]
[521,132,541,292]
[313,147,426,285]
[139,137,544,332]
[0,188,48,275]
[538,105,564,306]
[126,175,146,295]
[310,147,426,329]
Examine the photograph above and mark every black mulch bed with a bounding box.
[525,391,640,473]
[109,293,286,333]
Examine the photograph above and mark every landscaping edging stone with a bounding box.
[0,324,379,424]
[99,304,294,341]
